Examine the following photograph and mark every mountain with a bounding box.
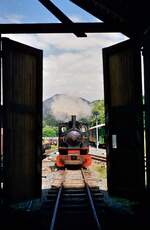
[43,94,92,122]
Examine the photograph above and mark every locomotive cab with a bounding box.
[56,115,92,168]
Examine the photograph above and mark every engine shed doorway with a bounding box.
[0,34,147,204]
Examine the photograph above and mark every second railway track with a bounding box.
[44,169,105,230]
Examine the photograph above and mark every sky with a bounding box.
[0,0,127,102]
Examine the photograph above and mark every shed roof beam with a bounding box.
[39,0,87,37]
[0,22,129,34]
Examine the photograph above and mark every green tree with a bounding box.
[79,117,90,124]
[43,125,58,137]
[90,100,105,126]
[44,114,59,127]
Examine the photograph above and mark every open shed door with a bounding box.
[2,38,43,203]
[103,39,145,198]
[143,36,150,192]
[0,36,2,200]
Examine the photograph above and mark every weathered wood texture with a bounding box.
[2,38,43,202]
[103,39,145,198]
[51,169,99,188]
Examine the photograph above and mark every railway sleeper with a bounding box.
[56,213,97,230]
[60,203,89,209]
[92,196,104,202]
[91,191,104,196]
[62,192,87,197]
[92,195,105,201]
[90,187,102,190]
[62,188,85,192]
[47,194,58,200]
[62,209,93,215]
[47,191,59,195]
[62,197,88,203]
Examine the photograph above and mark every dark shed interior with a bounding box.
[1,0,150,229]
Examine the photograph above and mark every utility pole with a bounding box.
[95,112,99,150]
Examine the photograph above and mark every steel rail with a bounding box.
[49,185,63,230]
[81,169,102,230]
[49,169,66,230]
[25,200,33,212]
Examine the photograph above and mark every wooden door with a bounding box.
[103,39,145,198]
[2,38,43,202]
[143,36,150,192]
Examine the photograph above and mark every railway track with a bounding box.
[44,169,105,230]
[90,154,106,163]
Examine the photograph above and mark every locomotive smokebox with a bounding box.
[66,130,81,146]
[65,115,81,146]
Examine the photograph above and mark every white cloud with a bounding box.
[0,14,24,23]
[2,31,127,102]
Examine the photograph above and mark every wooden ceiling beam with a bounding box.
[39,0,87,37]
[0,22,129,34]
[70,0,131,37]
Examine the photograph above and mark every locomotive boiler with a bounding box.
[56,115,92,168]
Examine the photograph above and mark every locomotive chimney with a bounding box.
[71,115,76,129]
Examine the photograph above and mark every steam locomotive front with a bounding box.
[56,115,92,168]
[64,115,82,147]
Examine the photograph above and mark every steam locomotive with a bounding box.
[56,115,92,168]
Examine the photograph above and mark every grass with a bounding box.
[90,162,107,179]
[50,144,58,151]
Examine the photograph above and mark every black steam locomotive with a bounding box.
[56,115,92,168]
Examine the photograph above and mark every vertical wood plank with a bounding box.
[103,39,145,198]
[2,38,43,202]
[0,34,1,200]
[143,36,150,192]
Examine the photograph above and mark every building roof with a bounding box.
[1,0,149,38]
[89,124,105,130]
[71,0,150,38]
